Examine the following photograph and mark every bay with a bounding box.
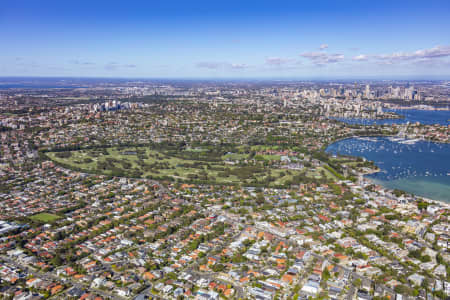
[326,137,450,202]
[332,109,450,126]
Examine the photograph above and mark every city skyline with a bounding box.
[1,0,450,78]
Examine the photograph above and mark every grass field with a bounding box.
[46,145,330,186]
[29,213,61,222]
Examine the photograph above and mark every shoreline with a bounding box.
[389,106,450,111]
[327,136,450,206]
[363,176,450,207]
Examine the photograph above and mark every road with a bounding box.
[133,286,166,300]
[347,284,355,300]
[308,252,397,297]
[269,233,398,299]
[1,255,125,300]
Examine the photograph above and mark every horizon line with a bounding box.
[1,75,450,81]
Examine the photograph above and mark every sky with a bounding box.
[1,0,450,79]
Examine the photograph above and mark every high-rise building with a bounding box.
[405,86,414,100]
[365,85,370,99]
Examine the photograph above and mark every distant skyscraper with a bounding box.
[405,86,414,100]
[365,85,370,99]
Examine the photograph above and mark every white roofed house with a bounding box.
[434,264,447,277]
[407,273,424,287]
[116,288,130,297]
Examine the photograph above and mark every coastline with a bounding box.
[364,176,450,207]
[390,106,450,111]
[326,136,450,205]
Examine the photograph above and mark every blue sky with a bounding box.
[1,0,450,78]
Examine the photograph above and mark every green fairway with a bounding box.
[29,213,61,222]
[45,145,318,187]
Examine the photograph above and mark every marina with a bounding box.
[326,136,450,202]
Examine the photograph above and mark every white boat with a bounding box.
[388,136,405,142]
[357,137,378,142]
[398,138,421,145]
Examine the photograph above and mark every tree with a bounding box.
[51,255,63,266]
[212,263,225,272]
[322,268,330,282]
[417,202,429,211]
[421,277,430,291]
[394,284,410,295]
[354,278,362,288]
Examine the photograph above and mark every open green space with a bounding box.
[45,144,333,187]
[29,213,61,223]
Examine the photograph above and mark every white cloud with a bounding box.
[230,63,249,69]
[71,59,95,66]
[300,52,344,65]
[353,45,450,63]
[196,61,250,70]
[265,57,295,66]
[319,44,328,50]
[378,46,450,61]
[352,54,369,61]
[104,62,137,71]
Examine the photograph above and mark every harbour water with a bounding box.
[332,109,450,126]
[326,137,450,202]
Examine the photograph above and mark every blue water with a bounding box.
[326,137,450,202]
[333,109,450,126]
[0,84,85,89]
